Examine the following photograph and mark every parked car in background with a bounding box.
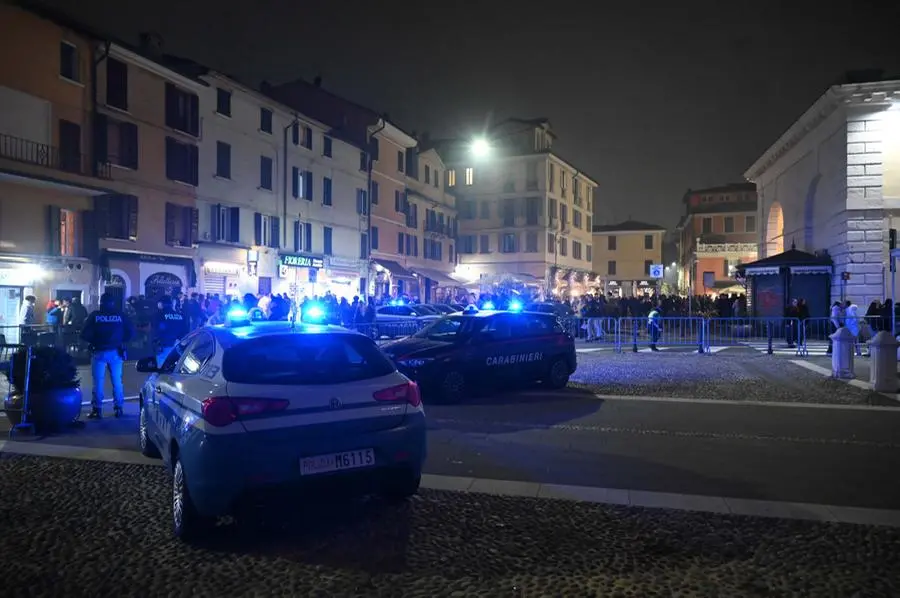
[374,304,442,338]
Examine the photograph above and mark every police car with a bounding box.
[381,305,577,403]
[134,306,426,540]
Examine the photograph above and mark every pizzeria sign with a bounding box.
[279,253,324,269]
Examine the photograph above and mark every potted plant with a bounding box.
[3,345,82,433]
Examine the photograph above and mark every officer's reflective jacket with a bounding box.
[152,308,189,345]
[81,308,135,351]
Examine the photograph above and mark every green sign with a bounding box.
[280,253,324,269]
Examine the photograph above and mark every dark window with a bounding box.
[394,190,401,212]
[221,334,394,385]
[370,137,379,160]
[303,126,313,150]
[216,142,230,178]
[526,197,539,225]
[323,177,333,206]
[644,234,654,250]
[397,150,404,173]
[724,217,735,233]
[304,222,312,251]
[95,194,138,241]
[292,167,299,198]
[645,260,653,275]
[424,164,431,184]
[259,156,273,190]
[165,136,199,185]
[702,217,712,234]
[359,151,367,171]
[58,120,81,173]
[165,202,198,247]
[304,170,313,200]
[260,108,273,133]
[371,226,379,249]
[608,260,616,275]
[324,226,333,255]
[59,42,79,82]
[293,220,301,252]
[216,88,231,116]
[104,118,138,170]
[480,235,489,253]
[269,216,280,249]
[164,83,199,136]
[526,231,538,252]
[607,236,616,250]
[745,216,757,233]
[106,58,128,111]
[323,136,333,157]
[360,232,369,259]
[356,188,368,215]
[292,123,299,145]
[371,180,379,204]
[397,232,404,254]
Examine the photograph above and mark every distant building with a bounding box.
[591,221,665,297]
[675,183,758,296]
[745,73,900,307]
[434,118,598,298]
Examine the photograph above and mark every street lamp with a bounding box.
[470,137,491,159]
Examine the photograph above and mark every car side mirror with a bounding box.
[135,356,158,373]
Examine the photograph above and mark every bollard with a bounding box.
[830,327,855,379]
[767,322,773,355]
[632,325,638,353]
[698,319,705,354]
[868,331,899,392]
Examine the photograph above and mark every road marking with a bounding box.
[79,395,140,407]
[589,392,900,411]
[430,417,900,448]
[2,440,898,527]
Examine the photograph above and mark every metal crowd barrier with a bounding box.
[1,344,35,436]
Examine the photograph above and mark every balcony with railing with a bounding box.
[0,133,111,180]
[424,221,454,238]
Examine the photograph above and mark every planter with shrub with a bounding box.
[3,345,82,433]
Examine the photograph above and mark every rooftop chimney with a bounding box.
[138,32,163,57]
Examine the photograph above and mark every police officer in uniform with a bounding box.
[81,292,134,419]
[152,295,189,368]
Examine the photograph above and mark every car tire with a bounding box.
[545,357,570,389]
[381,467,421,501]
[440,370,466,404]
[172,456,212,541]
[139,401,161,459]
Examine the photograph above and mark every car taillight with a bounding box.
[373,381,421,408]
[201,396,290,427]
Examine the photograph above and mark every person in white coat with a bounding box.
[826,301,843,355]
[844,301,862,356]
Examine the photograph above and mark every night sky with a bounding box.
[42,0,900,228]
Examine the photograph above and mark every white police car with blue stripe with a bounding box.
[135,305,426,540]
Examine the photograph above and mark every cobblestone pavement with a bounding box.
[3,455,899,597]
[570,351,896,406]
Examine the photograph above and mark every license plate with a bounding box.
[300,448,375,476]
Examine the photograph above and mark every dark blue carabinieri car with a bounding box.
[381,309,577,403]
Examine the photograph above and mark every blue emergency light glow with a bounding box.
[482,301,495,310]
[227,307,248,319]
[303,304,325,322]
[508,300,523,311]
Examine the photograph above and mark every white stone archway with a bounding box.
[766,201,784,257]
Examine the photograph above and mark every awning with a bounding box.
[412,268,459,286]
[101,249,197,286]
[374,259,414,278]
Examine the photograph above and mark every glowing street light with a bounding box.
[470,137,491,159]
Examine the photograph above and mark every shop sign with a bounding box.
[327,256,359,269]
[0,268,34,287]
[280,253,324,269]
[204,261,241,275]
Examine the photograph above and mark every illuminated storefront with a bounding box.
[275,252,325,300]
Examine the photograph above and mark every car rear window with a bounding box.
[222,333,395,385]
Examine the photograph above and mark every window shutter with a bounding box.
[304,171,313,200]
[254,212,262,245]
[189,207,199,245]
[81,210,98,260]
[210,204,219,240]
[271,217,280,249]
[165,203,177,245]
[47,206,61,255]
[229,207,240,242]
[189,144,199,186]
[293,220,300,252]
[189,94,199,136]
[93,113,108,165]
[164,83,176,129]
[304,222,311,251]
[126,194,138,240]
[292,167,299,198]
[93,195,110,238]
[292,123,299,145]
[121,122,138,169]
[305,127,313,151]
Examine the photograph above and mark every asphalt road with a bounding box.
[5,352,899,510]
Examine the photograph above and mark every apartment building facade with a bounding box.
[675,183,758,296]
[0,3,113,337]
[196,73,368,300]
[591,221,665,297]
[438,119,598,298]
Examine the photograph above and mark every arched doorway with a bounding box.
[766,201,784,257]
[104,274,127,311]
[144,272,183,302]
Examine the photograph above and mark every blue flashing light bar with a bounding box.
[482,301,496,310]
[508,300,523,312]
[303,303,325,322]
